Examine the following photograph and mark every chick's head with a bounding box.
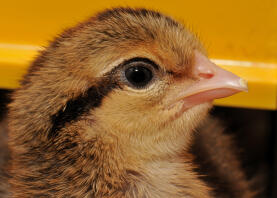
[9,8,246,152]
[83,9,210,139]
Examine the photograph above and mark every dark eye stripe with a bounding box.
[49,77,119,139]
[49,57,158,139]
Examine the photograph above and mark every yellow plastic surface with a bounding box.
[0,0,277,109]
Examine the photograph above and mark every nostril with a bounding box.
[198,72,214,79]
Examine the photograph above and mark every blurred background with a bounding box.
[0,0,276,197]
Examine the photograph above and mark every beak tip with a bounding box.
[239,78,248,92]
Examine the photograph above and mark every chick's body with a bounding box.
[5,8,255,198]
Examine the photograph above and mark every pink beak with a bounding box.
[177,51,248,109]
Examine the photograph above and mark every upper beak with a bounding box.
[173,51,248,109]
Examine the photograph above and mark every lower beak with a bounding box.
[172,51,248,109]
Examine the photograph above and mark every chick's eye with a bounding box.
[125,66,153,88]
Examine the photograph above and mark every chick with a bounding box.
[6,8,254,198]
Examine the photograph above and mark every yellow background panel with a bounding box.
[0,0,276,109]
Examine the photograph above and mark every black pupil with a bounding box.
[125,66,153,88]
